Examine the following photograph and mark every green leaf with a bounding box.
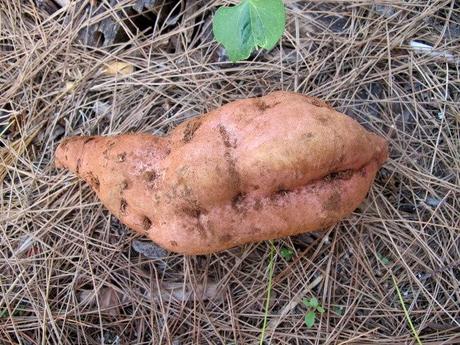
[304,311,316,328]
[0,309,8,318]
[303,297,319,308]
[212,0,286,62]
[317,305,325,314]
[280,247,294,261]
[302,298,310,307]
[309,297,318,308]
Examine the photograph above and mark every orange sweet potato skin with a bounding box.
[55,91,388,255]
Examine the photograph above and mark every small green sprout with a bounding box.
[280,247,294,261]
[302,297,325,328]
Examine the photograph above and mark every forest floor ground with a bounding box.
[1,1,459,344]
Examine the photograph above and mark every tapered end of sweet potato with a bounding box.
[55,136,93,173]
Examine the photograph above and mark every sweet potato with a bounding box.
[55,91,388,255]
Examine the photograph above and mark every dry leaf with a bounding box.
[78,287,121,316]
[132,239,169,271]
[78,281,223,316]
[132,239,168,259]
[93,100,111,117]
[103,61,134,76]
[151,281,224,303]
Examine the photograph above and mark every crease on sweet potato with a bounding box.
[214,158,378,221]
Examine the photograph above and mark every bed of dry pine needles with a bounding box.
[1,1,459,344]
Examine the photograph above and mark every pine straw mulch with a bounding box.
[1,1,459,344]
